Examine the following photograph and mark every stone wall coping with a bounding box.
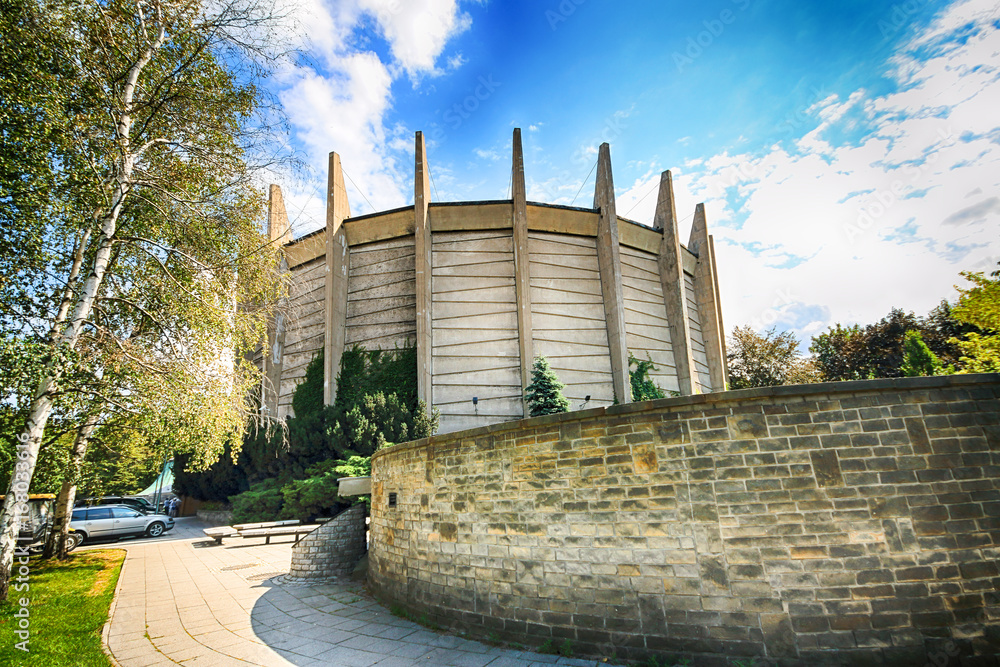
[373,373,1000,462]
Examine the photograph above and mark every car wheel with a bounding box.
[146,521,165,538]
[67,532,84,551]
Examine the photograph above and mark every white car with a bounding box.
[69,504,174,544]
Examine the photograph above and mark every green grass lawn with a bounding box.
[0,549,125,666]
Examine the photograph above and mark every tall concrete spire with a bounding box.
[511,128,534,416]
[653,171,698,395]
[688,203,727,392]
[414,131,434,414]
[324,152,351,406]
[593,143,631,405]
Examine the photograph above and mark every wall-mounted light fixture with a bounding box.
[472,396,478,416]
[582,395,591,407]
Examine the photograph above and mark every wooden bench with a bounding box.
[236,524,321,544]
[203,520,300,545]
[203,526,238,544]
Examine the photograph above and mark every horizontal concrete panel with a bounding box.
[528,262,600,281]
[349,271,415,294]
[532,333,612,352]
[432,328,520,347]
[350,246,414,271]
[284,325,324,350]
[622,283,664,305]
[351,255,414,277]
[433,383,522,405]
[433,289,516,304]
[525,206,598,237]
[541,354,615,372]
[285,234,325,269]
[432,275,515,294]
[433,338,519,357]
[528,231,598,249]
[347,295,416,319]
[546,368,614,386]
[349,279,416,302]
[345,322,416,348]
[619,221,661,253]
[624,307,670,329]
[433,355,521,375]
[284,331,324,355]
[289,272,324,294]
[430,203,513,232]
[347,332,417,351]
[532,313,607,330]
[432,252,514,272]
[433,367,521,386]
[435,402,523,419]
[436,413,520,435]
[345,208,414,246]
[528,253,601,273]
[533,302,607,322]
[287,303,324,328]
[346,306,417,328]
[620,258,660,282]
[432,300,516,320]
[432,311,518,330]
[433,231,513,250]
[529,278,603,298]
[527,240,597,258]
[432,260,515,279]
[531,287,603,304]
[352,234,415,252]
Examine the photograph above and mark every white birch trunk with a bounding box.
[0,15,167,600]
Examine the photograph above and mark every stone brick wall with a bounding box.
[195,509,233,525]
[289,504,367,581]
[368,374,1000,666]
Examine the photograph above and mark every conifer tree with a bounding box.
[901,330,945,376]
[525,356,570,417]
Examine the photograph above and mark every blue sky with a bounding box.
[271,0,1000,346]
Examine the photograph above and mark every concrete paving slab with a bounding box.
[99,516,627,667]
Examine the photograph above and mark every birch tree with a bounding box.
[0,0,290,598]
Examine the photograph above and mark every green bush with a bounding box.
[229,480,284,523]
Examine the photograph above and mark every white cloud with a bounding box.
[359,0,473,78]
[616,0,1000,345]
[270,0,477,235]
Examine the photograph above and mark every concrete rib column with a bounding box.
[689,204,727,393]
[414,132,433,414]
[593,143,631,405]
[324,152,351,406]
[264,184,292,417]
[653,171,699,396]
[511,129,534,417]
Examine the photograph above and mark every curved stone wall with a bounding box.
[368,374,1000,666]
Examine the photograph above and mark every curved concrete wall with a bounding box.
[367,374,1000,666]
[262,130,728,429]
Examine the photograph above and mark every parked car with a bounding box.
[74,495,156,514]
[0,494,81,552]
[69,505,174,544]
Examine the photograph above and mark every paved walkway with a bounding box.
[99,517,624,667]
